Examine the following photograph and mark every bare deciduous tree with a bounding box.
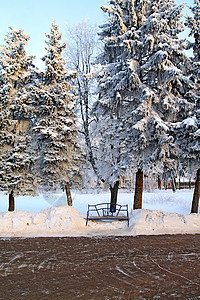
[64,20,101,177]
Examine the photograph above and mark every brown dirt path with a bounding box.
[0,234,199,299]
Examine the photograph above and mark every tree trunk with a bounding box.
[191,169,200,214]
[189,177,192,190]
[157,175,162,190]
[78,78,99,179]
[172,177,176,193]
[65,182,72,206]
[178,176,181,190]
[110,181,119,212]
[164,175,167,190]
[8,191,15,211]
[133,169,143,209]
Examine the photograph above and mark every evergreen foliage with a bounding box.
[173,0,200,175]
[42,21,67,85]
[0,27,36,197]
[0,22,85,202]
[185,0,200,78]
[29,21,84,191]
[93,0,196,186]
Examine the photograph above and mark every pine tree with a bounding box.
[0,27,36,211]
[41,21,67,85]
[178,0,200,213]
[30,21,84,205]
[126,0,195,207]
[93,0,195,209]
[185,0,200,83]
[92,0,137,207]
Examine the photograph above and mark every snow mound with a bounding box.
[129,209,200,235]
[0,206,199,237]
[0,205,85,237]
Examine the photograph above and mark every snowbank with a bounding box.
[0,205,199,237]
[129,209,200,235]
[0,206,85,237]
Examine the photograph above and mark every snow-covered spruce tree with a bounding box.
[93,0,195,210]
[64,20,100,180]
[0,27,36,211]
[92,0,136,209]
[172,110,200,213]
[175,0,200,213]
[30,21,84,205]
[126,0,195,208]
[185,0,200,83]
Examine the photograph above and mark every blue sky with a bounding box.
[0,0,193,68]
[0,0,106,68]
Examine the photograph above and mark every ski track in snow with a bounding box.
[115,254,200,291]
[116,265,133,279]
[112,272,135,288]
[149,256,200,287]
[0,254,23,276]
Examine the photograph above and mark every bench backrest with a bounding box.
[87,203,128,217]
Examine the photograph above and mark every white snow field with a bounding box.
[0,189,199,237]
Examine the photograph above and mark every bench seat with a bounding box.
[87,215,129,220]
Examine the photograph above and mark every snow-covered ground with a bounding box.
[0,189,199,237]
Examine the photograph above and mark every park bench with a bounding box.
[86,203,129,226]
